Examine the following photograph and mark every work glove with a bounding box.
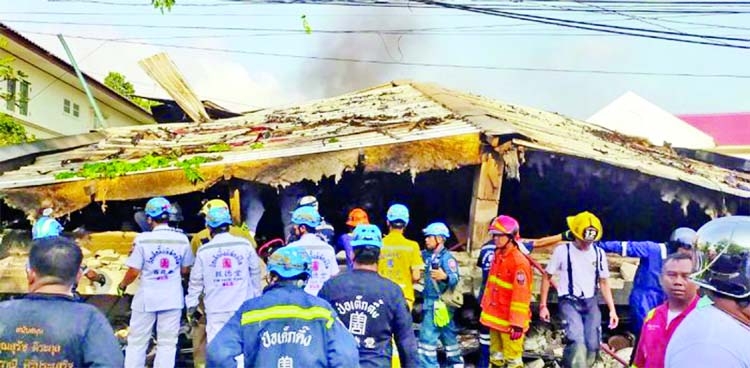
[94,274,106,287]
[433,301,450,328]
[187,307,201,327]
[116,284,126,297]
[561,230,574,242]
[509,326,524,340]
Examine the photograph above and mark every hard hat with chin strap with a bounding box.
[567,211,603,242]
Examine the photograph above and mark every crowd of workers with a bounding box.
[1,194,750,368]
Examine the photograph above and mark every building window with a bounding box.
[63,99,70,114]
[18,81,29,116]
[73,103,79,117]
[6,79,16,112]
[63,99,80,118]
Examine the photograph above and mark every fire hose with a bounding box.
[524,254,629,367]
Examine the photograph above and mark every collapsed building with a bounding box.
[1,80,749,365]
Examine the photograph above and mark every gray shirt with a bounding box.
[666,298,750,368]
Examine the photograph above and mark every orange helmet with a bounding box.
[346,208,370,227]
[488,215,520,241]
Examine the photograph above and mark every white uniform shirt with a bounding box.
[286,233,339,296]
[666,301,750,368]
[545,242,609,299]
[185,232,262,314]
[126,224,194,312]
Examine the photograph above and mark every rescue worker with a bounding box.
[539,211,619,368]
[206,246,359,368]
[377,203,423,368]
[189,198,263,368]
[337,207,370,270]
[319,224,419,367]
[286,206,339,296]
[419,222,464,368]
[185,206,263,343]
[479,215,532,368]
[289,195,336,245]
[118,197,194,368]
[632,252,698,368]
[31,215,106,289]
[665,216,750,367]
[0,236,123,367]
[572,227,698,334]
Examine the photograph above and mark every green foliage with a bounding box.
[152,0,176,13]
[207,143,231,152]
[0,37,31,108]
[104,71,159,111]
[0,114,35,146]
[301,15,313,34]
[53,153,220,184]
[250,142,264,150]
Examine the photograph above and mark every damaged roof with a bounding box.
[1,80,750,215]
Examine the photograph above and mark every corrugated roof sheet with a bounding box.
[2,80,750,200]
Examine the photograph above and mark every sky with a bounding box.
[1,0,749,120]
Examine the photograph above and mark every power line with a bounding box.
[19,29,750,79]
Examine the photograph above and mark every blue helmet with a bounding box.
[423,222,450,238]
[268,246,312,279]
[145,197,172,219]
[291,206,321,228]
[350,224,383,248]
[205,207,232,228]
[32,216,63,240]
[386,204,410,225]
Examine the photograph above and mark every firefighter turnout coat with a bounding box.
[479,244,533,333]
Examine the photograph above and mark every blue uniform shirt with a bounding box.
[207,282,359,368]
[597,240,667,296]
[422,247,460,302]
[319,269,418,368]
[0,293,123,367]
[336,234,355,271]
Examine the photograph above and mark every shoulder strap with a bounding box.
[594,246,601,295]
[566,243,575,297]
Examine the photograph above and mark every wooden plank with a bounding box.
[138,53,211,124]
[466,141,504,253]
[229,188,242,225]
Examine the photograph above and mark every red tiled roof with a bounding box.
[679,113,750,146]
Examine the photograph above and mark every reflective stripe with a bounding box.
[621,241,628,257]
[659,243,668,259]
[446,350,462,357]
[419,343,437,351]
[488,275,513,289]
[480,311,510,327]
[445,344,460,352]
[241,305,334,328]
[419,349,437,357]
[510,302,529,313]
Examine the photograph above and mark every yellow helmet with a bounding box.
[566,211,603,241]
[200,199,229,216]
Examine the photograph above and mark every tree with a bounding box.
[104,71,158,112]
[0,113,35,146]
[152,0,175,12]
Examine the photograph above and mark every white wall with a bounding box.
[0,48,146,139]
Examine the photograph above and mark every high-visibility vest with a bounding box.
[479,245,533,333]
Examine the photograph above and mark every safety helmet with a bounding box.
[346,208,370,227]
[267,246,312,279]
[423,222,450,238]
[205,207,232,228]
[145,197,172,219]
[296,195,319,211]
[200,199,228,216]
[386,204,410,225]
[566,211,603,242]
[32,216,63,240]
[291,206,322,228]
[350,224,383,248]
[691,216,750,299]
[488,215,521,240]
[667,227,697,253]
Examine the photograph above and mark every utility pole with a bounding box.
[58,34,107,129]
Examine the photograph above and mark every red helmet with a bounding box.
[488,215,520,240]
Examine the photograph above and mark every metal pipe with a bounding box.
[57,34,107,129]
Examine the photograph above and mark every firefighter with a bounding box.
[185,206,263,343]
[286,206,339,296]
[319,224,419,367]
[418,222,464,368]
[189,198,263,368]
[479,215,532,368]
[118,197,194,368]
[206,246,359,367]
[337,207,370,271]
[665,216,750,367]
